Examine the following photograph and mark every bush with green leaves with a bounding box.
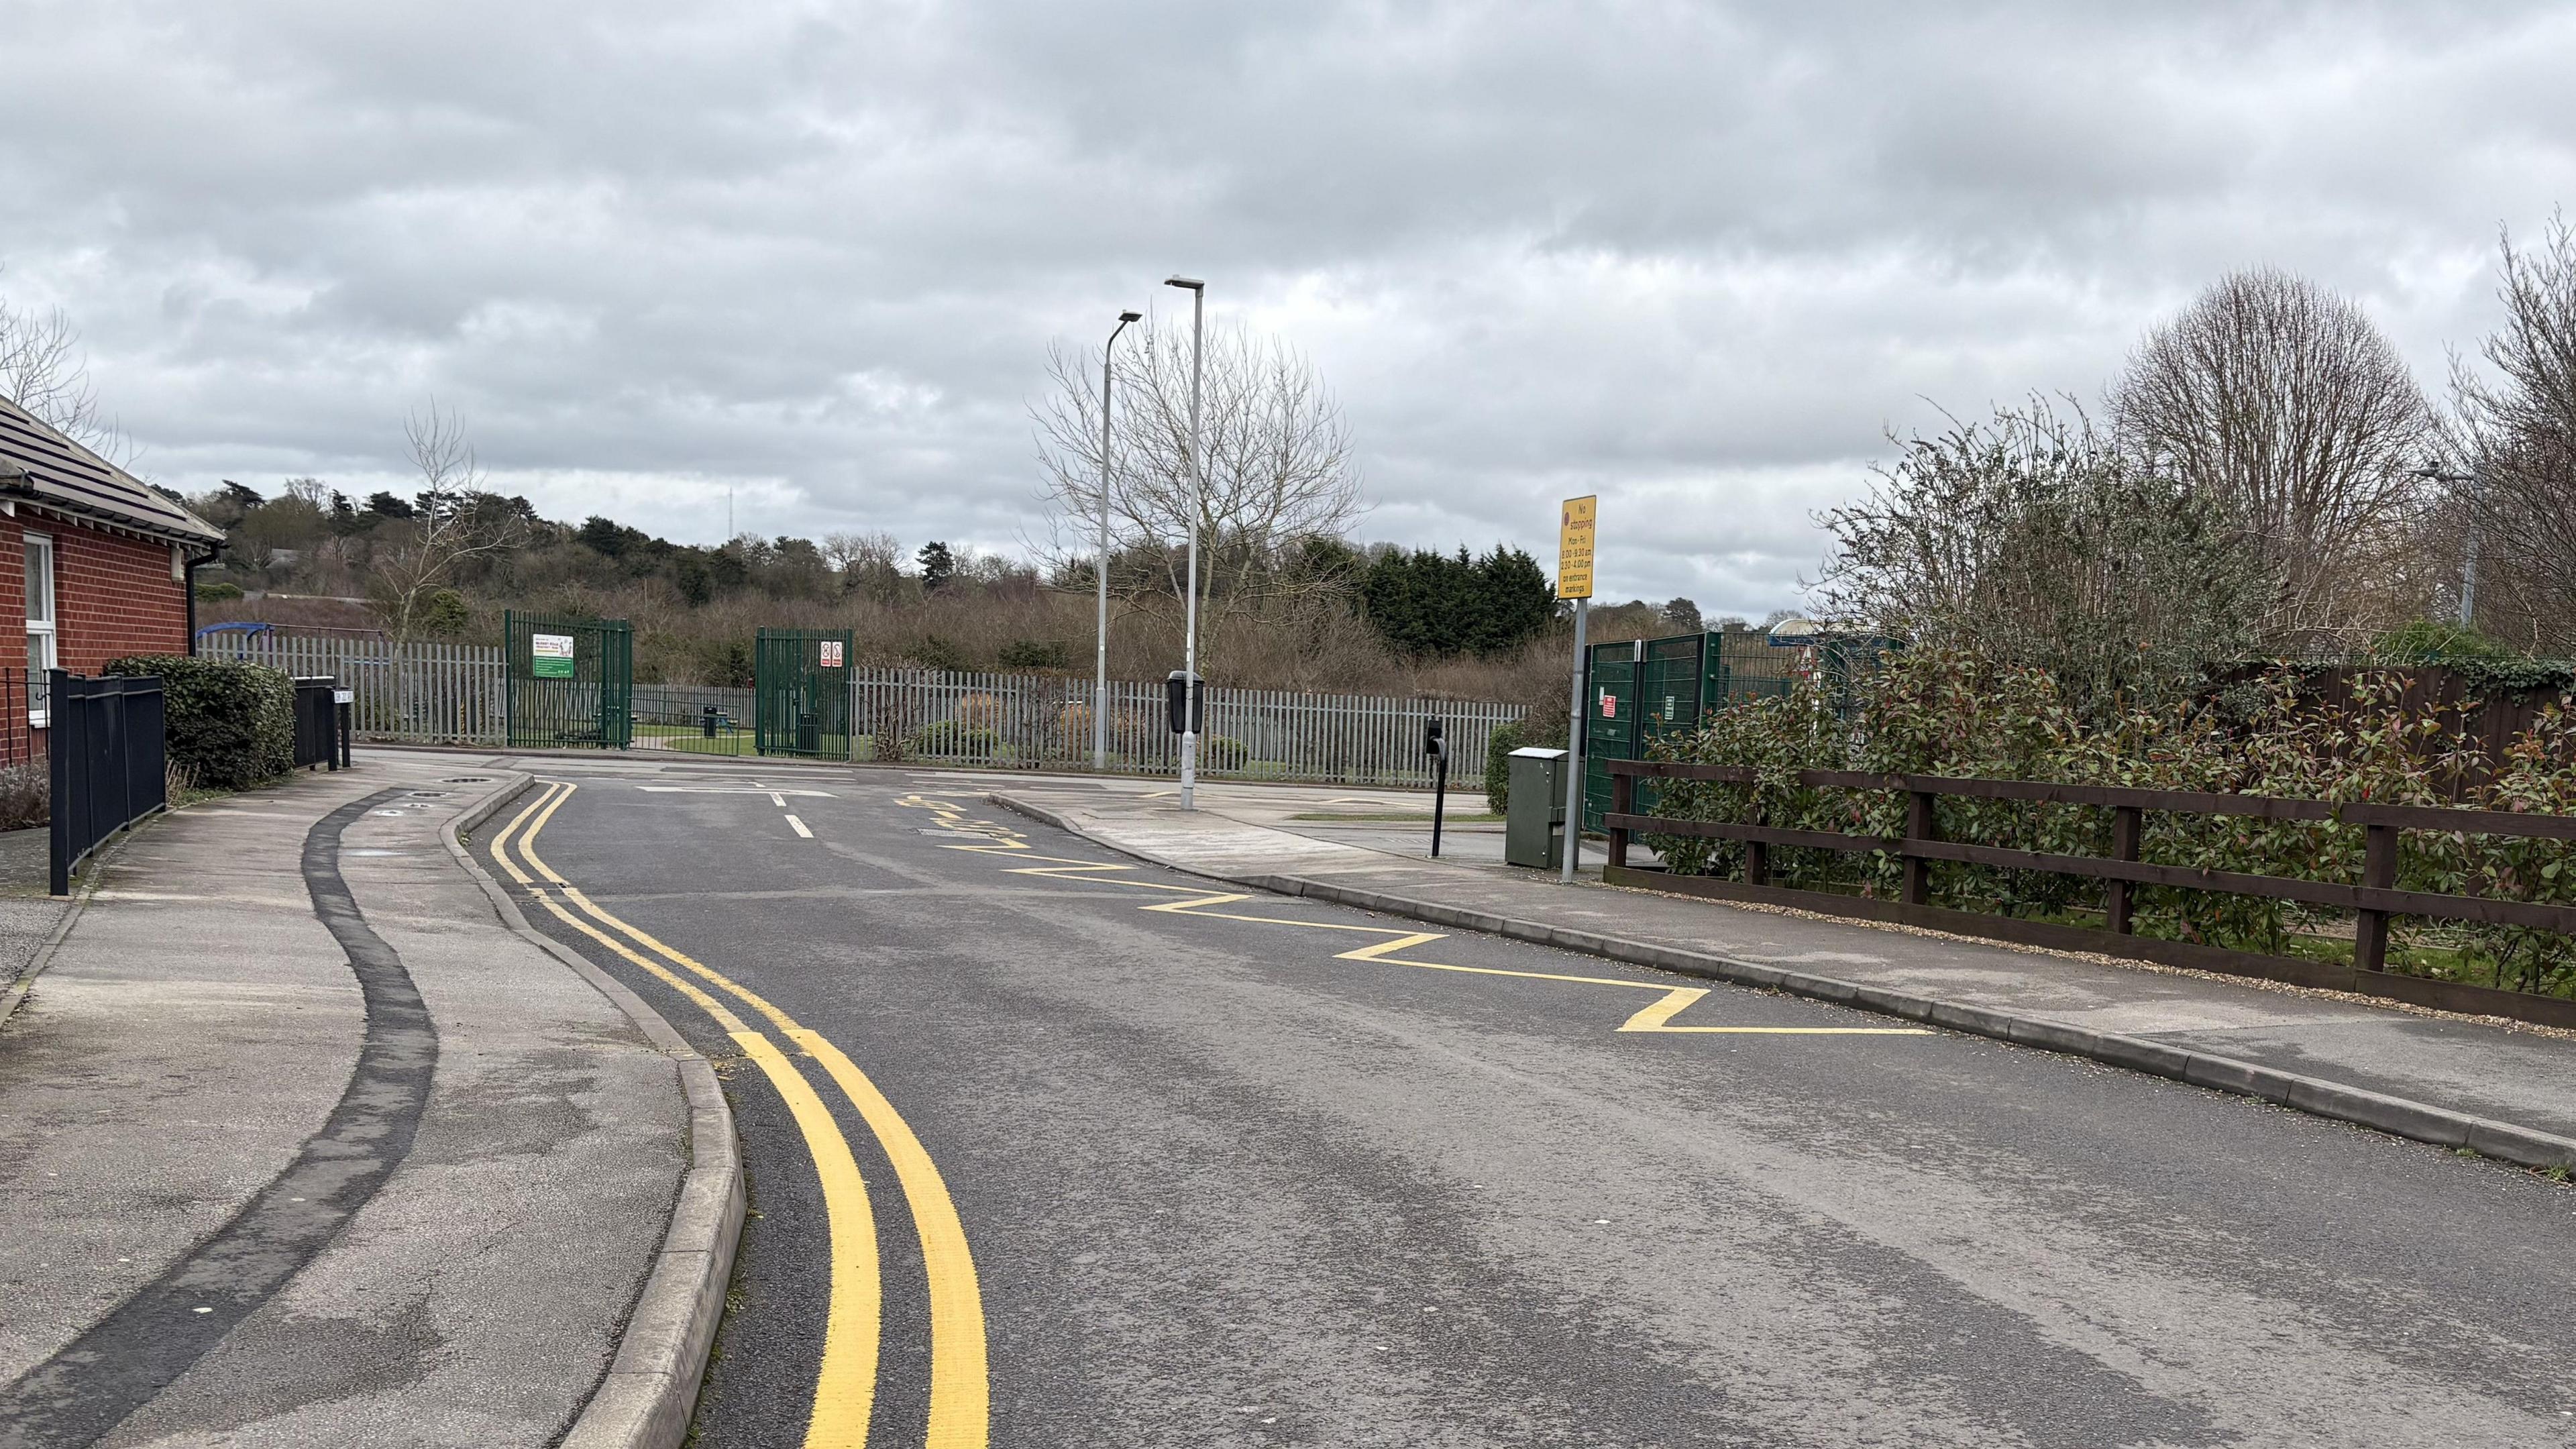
[1484,721,1525,810]
[1199,735,1249,772]
[105,655,296,791]
[1644,647,2576,998]
[908,719,1002,758]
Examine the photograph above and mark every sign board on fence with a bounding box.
[1556,495,1597,600]
[531,633,576,679]
[819,639,845,668]
[1600,690,1616,718]
[333,690,354,704]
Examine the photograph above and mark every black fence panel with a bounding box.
[291,676,343,770]
[49,672,168,896]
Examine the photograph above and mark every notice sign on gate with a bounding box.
[531,633,576,679]
[819,639,845,668]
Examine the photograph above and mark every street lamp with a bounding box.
[2411,459,2480,630]
[1094,309,1142,771]
[1164,274,1205,810]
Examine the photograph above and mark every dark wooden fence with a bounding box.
[49,672,167,896]
[1603,758,2576,1029]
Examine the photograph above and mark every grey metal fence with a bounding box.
[203,634,504,744]
[851,667,1523,787]
[195,634,1525,787]
[632,683,755,728]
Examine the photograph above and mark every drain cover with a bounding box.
[407,790,453,799]
[439,776,493,784]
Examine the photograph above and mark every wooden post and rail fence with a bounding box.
[1603,757,2576,1030]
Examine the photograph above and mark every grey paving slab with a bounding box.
[0,753,690,1448]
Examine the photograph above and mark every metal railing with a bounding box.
[203,634,504,743]
[196,633,1527,787]
[0,667,41,770]
[851,668,1523,787]
[49,672,166,894]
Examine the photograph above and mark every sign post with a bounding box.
[1556,496,1596,883]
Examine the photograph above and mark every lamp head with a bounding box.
[1118,310,1142,323]
[1164,276,1204,291]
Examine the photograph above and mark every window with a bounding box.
[25,533,54,725]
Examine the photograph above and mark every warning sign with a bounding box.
[531,633,576,679]
[1557,495,1597,600]
[820,639,845,668]
[1599,692,1616,719]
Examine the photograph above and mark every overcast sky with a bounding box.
[5,1,2571,616]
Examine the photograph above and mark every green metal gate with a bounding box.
[1581,641,1639,832]
[504,611,633,749]
[755,628,853,758]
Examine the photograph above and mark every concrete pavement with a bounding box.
[990,775,2576,1169]
[0,753,727,1448]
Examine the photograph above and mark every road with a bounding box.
[488,758,2576,1448]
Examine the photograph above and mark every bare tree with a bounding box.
[2112,267,2436,646]
[2451,214,2576,653]
[370,402,525,644]
[1031,314,1362,627]
[0,274,132,462]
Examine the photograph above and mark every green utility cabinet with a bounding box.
[1504,747,1569,869]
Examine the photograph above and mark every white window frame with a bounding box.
[26,531,55,727]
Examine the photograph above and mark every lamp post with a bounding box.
[1164,275,1205,810]
[2412,460,2481,631]
[1094,309,1142,771]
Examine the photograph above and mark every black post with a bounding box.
[47,669,69,897]
[1431,748,1448,857]
[1424,716,1446,858]
[338,696,354,769]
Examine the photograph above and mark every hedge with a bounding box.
[1644,648,2576,1000]
[105,655,296,791]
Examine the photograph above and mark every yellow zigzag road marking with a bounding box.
[896,796,1929,1038]
[510,782,990,1449]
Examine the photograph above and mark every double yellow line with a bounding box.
[488,781,987,1449]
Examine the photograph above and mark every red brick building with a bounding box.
[0,393,225,735]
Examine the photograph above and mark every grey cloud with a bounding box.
[2,0,2572,617]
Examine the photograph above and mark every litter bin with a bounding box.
[1505,747,1568,869]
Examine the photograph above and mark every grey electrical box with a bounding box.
[1505,747,1568,869]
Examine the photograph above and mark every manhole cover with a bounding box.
[439,776,493,784]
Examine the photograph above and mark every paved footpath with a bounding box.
[990,775,2576,1169]
[0,753,724,1449]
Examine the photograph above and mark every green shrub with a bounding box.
[909,719,1002,757]
[1644,648,2576,998]
[1199,735,1248,771]
[105,655,295,791]
[1485,722,1525,810]
[192,580,244,602]
[997,638,1071,670]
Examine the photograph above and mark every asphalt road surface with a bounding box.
[487,759,2576,1449]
